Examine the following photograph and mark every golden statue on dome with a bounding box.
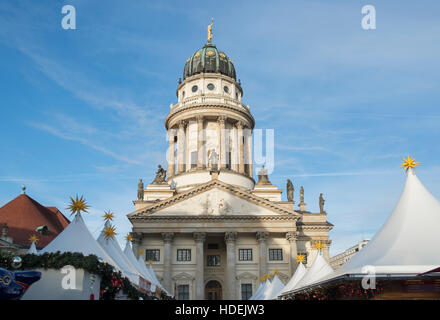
[207,18,214,43]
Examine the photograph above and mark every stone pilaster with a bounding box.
[237,121,245,174]
[218,116,226,169]
[225,231,237,300]
[168,129,175,178]
[177,121,186,174]
[246,128,253,178]
[131,232,143,258]
[193,232,206,300]
[197,116,204,169]
[286,231,299,277]
[256,231,269,278]
[162,232,174,292]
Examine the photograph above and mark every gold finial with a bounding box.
[148,260,153,265]
[138,249,144,255]
[125,234,133,242]
[102,224,117,239]
[103,210,114,222]
[297,254,305,263]
[264,273,270,279]
[67,195,90,216]
[29,234,39,244]
[21,185,26,195]
[207,18,214,43]
[259,277,264,282]
[314,241,324,250]
[401,156,419,172]
[273,269,279,275]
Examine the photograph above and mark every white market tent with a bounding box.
[27,241,38,255]
[97,225,143,285]
[249,278,270,300]
[336,168,440,275]
[249,281,264,300]
[276,262,307,297]
[262,274,285,300]
[123,241,157,292]
[40,213,121,271]
[293,251,333,291]
[287,167,440,294]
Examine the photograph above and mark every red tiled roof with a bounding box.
[0,194,70,249]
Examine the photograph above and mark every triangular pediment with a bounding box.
[128,179,296,217]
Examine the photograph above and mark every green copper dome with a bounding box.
[183,43,236,81]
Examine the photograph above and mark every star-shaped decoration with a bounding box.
[103,210,115,222]
[297,254,305,263]
[29,235,39,244]
[401,156,419,172]
[102,224,117,239]
[264,273,270,279]
[125,234,133,242]
[138,249,144,255]
[273,269,279,275]
[314,241,324,250]
[148,260,153,265]
[67,195,90,216]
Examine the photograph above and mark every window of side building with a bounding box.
[238,249,252,261]
[241,283,252,300]
[145,249,160,262]
[177,284,190,300]
[269,249,283,261]
[177,249,191,261]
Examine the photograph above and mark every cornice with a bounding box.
[165,103,255,129]
[129,214,300,222]
[128,179,297,218]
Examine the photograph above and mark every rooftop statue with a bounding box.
[300,186,305,204]
[286,179,294,202]
[257,165,270,184]
[319,193,326,213]
[152,165,167,184]
[137,179,144,201]
[207,18,214,43]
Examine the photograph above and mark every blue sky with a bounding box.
[1,1,439,255]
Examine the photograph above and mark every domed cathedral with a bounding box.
[128,21,333,300]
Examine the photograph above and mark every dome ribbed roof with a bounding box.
[183,43,236,80]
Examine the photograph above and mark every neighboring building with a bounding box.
[330,240,370,270]
[128,27,333,300]
[0,187,70,253]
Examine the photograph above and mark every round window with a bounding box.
[207,83,215,90]
[192,85,198,92]
[223,86,229,93]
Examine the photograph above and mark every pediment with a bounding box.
[129,180,296,217]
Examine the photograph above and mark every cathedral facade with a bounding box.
[128,30,333,300]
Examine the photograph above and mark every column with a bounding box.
[218,116,226,169]
[177,121,186,174]
[162,232,174,292]
[225,231,237,300]
[246,128,253,178]
[132,232,143,258]
[231,125,238,171]
[286,231,299,277]
[197,116,204,169]
[193,232,206,300]
[256,231,268,278]
[168,129,175,178]
[237,121,245,174]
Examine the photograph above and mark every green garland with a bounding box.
[0,251,155,300]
